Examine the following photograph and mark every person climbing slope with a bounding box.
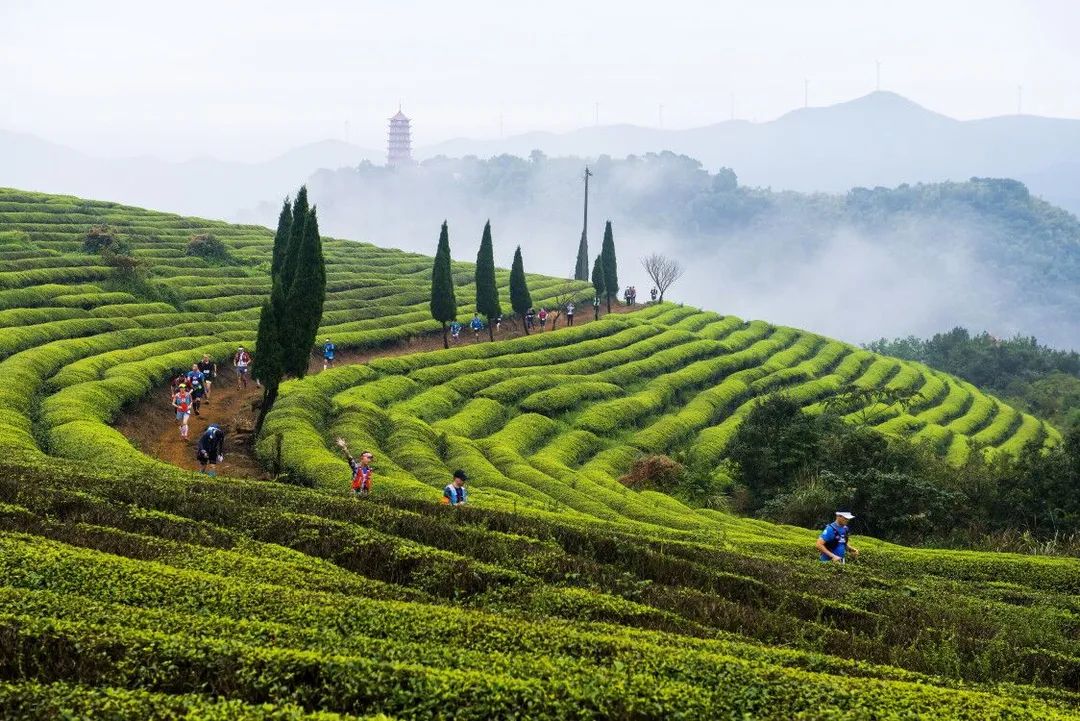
[470,313,484,339]
[196,423,225,475]
[336,438,373,497]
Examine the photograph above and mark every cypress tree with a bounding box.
[574,232,589,281]
[270,197,292,279]
[282,205,326,377]
[280,185,308,292]
[591,254,605,320]
[430,221,458,349]
[509,246,532,335]
[254,186,326,436]
[252,296,283,432]
[601,220,618,313]
[474,220,501,341]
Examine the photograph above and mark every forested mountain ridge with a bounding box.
[297,155,1080,349]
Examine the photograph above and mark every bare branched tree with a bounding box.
[640,253,684,302]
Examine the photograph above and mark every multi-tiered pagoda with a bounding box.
[387,107,413,167]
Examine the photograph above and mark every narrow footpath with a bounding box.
[115,308,634,477]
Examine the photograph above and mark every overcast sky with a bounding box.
[3,1,1078,161]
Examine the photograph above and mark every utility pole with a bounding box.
[583,165,591,232]
[574,166,592,280]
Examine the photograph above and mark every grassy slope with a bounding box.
[0,188,1077,719]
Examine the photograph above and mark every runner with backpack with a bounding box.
[186,362,206,416]
[323,338,337,371]
[197,354,216,400]
[443,469,468,507]
[336,438,373,496]
[817,511,859,563]
[196,423,225,475]
[172,384,192,440]
[233,346,252,389]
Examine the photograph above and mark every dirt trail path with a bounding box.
[115,306,637,477]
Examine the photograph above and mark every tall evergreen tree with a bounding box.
[282,205,326,377]
[474,220,501,341]
[252,296,283,429]
[574,231,589,281]
[430,221,458,349]
[280,185,308,292]
[600,220,619,313]
[591,253,605,320]
[509,245,533,335]
[254,187,325,435]
[269,197,292,279]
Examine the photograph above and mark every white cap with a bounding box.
[835,511,855,520]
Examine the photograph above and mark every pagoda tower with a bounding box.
[387,107,413,166]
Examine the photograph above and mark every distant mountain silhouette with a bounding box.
[4,92,1080,219]
[420,92,1080,214]
[0,131,380,220]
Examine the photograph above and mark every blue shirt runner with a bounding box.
[819,521,849,562]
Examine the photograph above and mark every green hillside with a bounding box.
[0,188,1077,719]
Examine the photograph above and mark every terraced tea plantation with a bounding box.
[0,187,1077,719]
[264,305,1061,523]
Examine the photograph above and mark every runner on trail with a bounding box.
[525,307,535,330]
[443,469,468,507]
[450,320,463,341]
[170,371,188,398]
[650,287,658,302]
[322,338,337,371]
[336,438,373,496]
[565,301,575,326]
[233,346,252,390]
[470,313,484,339]
[186,363,206,416]
[495,314,502,332]
[593,295,601,320]
[197,354,216,400]
[172,384,192,440]
[538,307,548,331]
[816,511,859,563]
[196,423,225,475]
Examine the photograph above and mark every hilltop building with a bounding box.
[387,107,413,166]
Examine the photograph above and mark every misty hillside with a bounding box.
[284,154,1080,350]
[421,92,1080,215]
[0,129,380,220]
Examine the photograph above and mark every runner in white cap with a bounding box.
[816,511,859,563]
